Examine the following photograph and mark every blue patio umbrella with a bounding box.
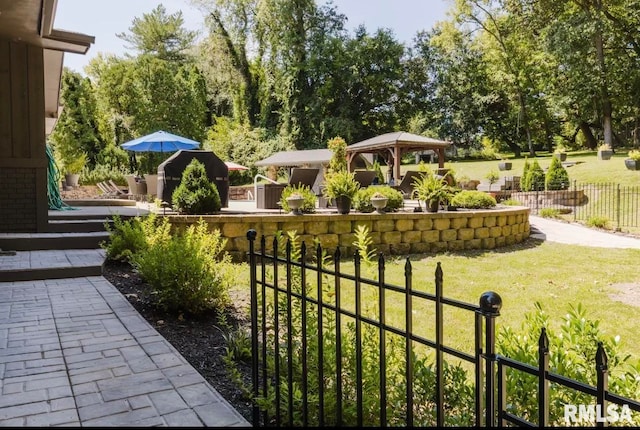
[121,130,201,153]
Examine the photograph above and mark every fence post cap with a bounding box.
[479,291,502,315]
[246,229,257,240]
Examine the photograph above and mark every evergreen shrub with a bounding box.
[172,159,221,214]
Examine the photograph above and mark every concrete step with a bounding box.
[47,219,113,233]
[0,249,105,282]
[0,231,111,251]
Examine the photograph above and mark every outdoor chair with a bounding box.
[96,181,118,198]
[107,180,128,197]
[392,170,426,198]
[125,174,147,201]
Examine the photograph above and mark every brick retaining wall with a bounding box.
[167,206,531,261]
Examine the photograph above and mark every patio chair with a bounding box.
[392,170,426,198]
[107,180,128,197]
[96,181,118,198]
[125,174,147,201]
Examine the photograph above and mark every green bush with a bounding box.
[545,155,570,190]
[525,159,545,191]
[450,190,497,209]
[353,186,404,213]
[279,184,317,214]
[102,214,160,262]
[80,163,128,186]
[497,303,640,426]
[131,218,233,315]
[539,208,561,218]
[501,198,522,206]
[172,159,221,214]
[586,215,610,229]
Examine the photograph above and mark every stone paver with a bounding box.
[0,276,250,427]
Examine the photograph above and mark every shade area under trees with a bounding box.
[49,0,640,185]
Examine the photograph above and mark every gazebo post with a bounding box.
[394,145,401,182]
[438,148,445,168]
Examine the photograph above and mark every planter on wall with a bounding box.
[598,150,613,160]
[498,162,512,171]
[554,153,567,162]
[625,159,640,170]
[334,196,352,214]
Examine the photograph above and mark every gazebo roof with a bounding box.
[345,131,452,181]
[347,131,451,152]
[255,149,333,167]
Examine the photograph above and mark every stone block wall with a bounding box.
[167,207,531,262]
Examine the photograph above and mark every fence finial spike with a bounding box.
[404,258,412,275]
[246,229,257,240]
[539,328,549,351]
[596,342,608,369]
[435,261,443,283]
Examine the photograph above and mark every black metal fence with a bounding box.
[512,181,640,228]
[246,230,640,427]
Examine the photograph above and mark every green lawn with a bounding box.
[231,238,640,365]
[399,150,640,187]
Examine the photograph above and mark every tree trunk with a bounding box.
[579,121,598,149]
[594,4,614,147]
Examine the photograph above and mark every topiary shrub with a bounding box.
[353,186,404,213]
[545,155,569,190]
[520,157,531,191]
[523,159,545,191]
[172,159,221,214]
[450,190,497,209]
[279,184,317,213]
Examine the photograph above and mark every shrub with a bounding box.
[500,198,522,206]
[586,215,610,229]
[102,214,160,262]
[497,303,640,426]
[172,159,221,214]
[539,208,561,218]
[545,155,569,190]
[520,157,531,191]
[327,136,348,173]
[523,159,545,191]
[450,190,497,209]
[353,186,404,213]
[279,184,317,214]
[131,218,233,315]
[80,163,128,186]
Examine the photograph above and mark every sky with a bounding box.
[55,0,452,73]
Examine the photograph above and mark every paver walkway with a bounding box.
[0,276,249,427]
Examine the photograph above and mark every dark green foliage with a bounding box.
[102,214,159,262]
[103,215,234,315]
[450,190,497,209]
[279,184,317,214]
[172,160,221,214]
[132,218,233,315]
[522,159,545,191]
[497,303,640,426]
[545,155,569,190]
[353,186,404,212]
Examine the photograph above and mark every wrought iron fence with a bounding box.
[246,229,640,427]
[511,181,640,228]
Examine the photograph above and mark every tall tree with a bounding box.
[49,69,104,169]
[117,4,197,63]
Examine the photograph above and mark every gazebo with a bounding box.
[346,131,452,182]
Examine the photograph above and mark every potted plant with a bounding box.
[485,169,500,192]
[63,152,87,188]
[498,158,512,171]
[553,145,567,162]
[412,172,451,213]
[598,143,613,160]
[285,192,305,215]
[370,191,388,214]
[625,150,640,170]
[323,170,359,214]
